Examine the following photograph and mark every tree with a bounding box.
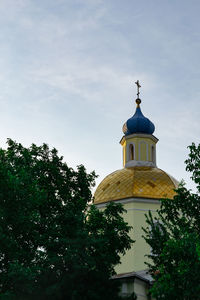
[0,139,133,300]
[143,143,200,300]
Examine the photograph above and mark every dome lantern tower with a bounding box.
[120,81,158,168]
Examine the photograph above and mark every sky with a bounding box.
[0,0,199,192]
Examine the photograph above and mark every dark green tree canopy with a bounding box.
[143,143,200,300]
[0,139,133,300]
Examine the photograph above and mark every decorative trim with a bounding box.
[126,208,157,212]
[95,197,160,209]
[146,143,149,160]
[125,160,156,168]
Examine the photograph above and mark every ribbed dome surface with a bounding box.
[94,167,179,204]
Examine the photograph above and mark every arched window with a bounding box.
[129,144,134,160]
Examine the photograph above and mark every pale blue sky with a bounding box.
[0,0,199,191]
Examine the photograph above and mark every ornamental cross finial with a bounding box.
[135,80,141,98]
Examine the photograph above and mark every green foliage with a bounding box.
[0,139,133,300]
[143,143,200,300]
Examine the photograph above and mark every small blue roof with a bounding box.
[123,99,155,135]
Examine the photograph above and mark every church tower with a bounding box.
[94,82,178,298]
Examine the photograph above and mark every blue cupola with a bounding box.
[123,98,155,135]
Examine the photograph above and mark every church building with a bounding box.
[94,82,179,299]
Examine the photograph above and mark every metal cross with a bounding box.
[135,80,141,98]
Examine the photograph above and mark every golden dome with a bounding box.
[94,167,179,204]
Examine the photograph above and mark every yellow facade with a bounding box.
[115,199,160,273]
[120,134,158,167]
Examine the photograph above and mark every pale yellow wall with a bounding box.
[115,199,160,274]
[140,141,146,161]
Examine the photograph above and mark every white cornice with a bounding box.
[120,133,158,145]
[95,197,160,209]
